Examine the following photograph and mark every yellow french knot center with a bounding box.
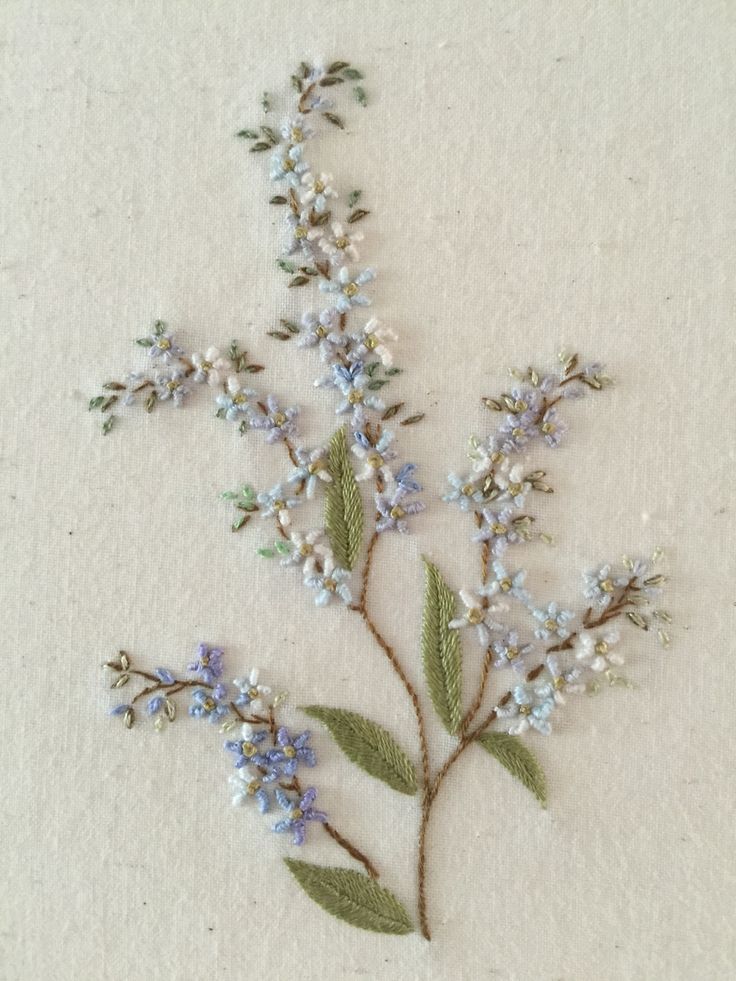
[324,577,337,592]
[247,687,259,699]
[290,808,304,820]
[299,542,314,556]
[314,179,325,193]
[283,746,297,759]
[467,607,484,625]
[272,412,286,427]
[273,499,286,510]
[343,282,359,298]
[241,741,256,757]
[367,451,383,468]
[336,236,349,249]
[283,157,295,172]
[390,505,405,520]
[247,781,261,795]
[595,640,609,655]
[461,483,475,496]
[291,127,303,142]
[492,523,507,535]
[499,578,512,592]
[544,618,557,632]
[347,389,364,404]
[315,325,327,338]
[294,225,308,239]
[518,704,531,715]
[506,647,519,660]
[600,578,615,593]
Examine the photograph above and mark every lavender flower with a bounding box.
[473,508,523,556]
[539,407,567,448]
[320,266,375,313]
[187,643,224,684]
[189,685,229,723]
[531,602,575,641]
[375,485,425,534]
[297,310,345,360]
[251,395,299,443]
[493,461,531,509]
[492,631,535,671]
[224,722,270,769]
[268,727,316,776]
[154,367,189,405]
[288,446,333,498]
[147,328,183,361]
[285,211,318,257]
[272,787,327,845]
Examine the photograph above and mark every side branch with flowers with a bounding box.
[96,59,671,942]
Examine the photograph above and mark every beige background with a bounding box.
[1,1,735,979]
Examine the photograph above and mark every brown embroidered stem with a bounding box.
[417,790,432,940]
[459,644,493,738]
[323,821,380,879]
[355,530,430,791]
[283,435,300,469]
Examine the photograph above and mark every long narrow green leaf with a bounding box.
[476,732,547,807]
[302,706,417,795]
[324,427,364,569]
[284,860,414,934]
[421,559,462,734]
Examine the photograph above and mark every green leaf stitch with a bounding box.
[284,860,414,934]
[476,732,547,807]
[303,706,417,795]
[421,559,463,734]
[324,427,364,570]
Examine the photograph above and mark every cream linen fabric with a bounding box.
[1,1,734,979]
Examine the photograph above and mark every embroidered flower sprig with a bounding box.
[96,59,672,942]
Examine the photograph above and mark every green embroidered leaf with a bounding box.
[476,732,547,807]
[324,427,363,570]
[421,559,462,734]
[302,706,417,795]
[284,860,414,935]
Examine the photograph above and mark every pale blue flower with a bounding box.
[582,565,628,608]
[280,113,315,144]
[487,561,530,605]
[154,366,189,405]
[443,473,485,511]
[352,429,396,481]
[270,143,308,185]
[449,588,508,647]
[216,376,257,422]
[304,562,352,606]
[332,362,384,425]
[288,446,332,498]
[320,266,375,313]
[257,484,301,527]
[532,602,575,641]
[497,684,555,735]
[393,463,422,494]
[542,654,585,703]
[224,723,270,769]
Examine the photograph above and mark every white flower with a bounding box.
[232,670,272,714]
[300,171,338,212]
[191,347,231,386]
[319,221,363,263]
[449,588,509,647]
[575,629,623,673]
[350,318,397,367]
[493,460,530,507]
[281,529,332,576]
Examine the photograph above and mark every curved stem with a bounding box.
[323,821,379,879]
[354,529,431,792]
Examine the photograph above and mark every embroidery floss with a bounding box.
[96,59,670,942]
